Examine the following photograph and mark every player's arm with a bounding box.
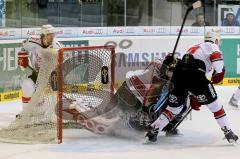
[18,40,29,71]
[210,51,225,84]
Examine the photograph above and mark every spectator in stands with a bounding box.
[221,12,240,26]
[192,13,210,26]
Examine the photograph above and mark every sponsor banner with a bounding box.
[89,36,240,83]
[219,78,240,86]
[89,36,203,82]
[0,90,22,102]
[0,39,89,94]
[170,26,204,36]
[205,26,240,35]
[0,26,240,39]
[55,27,79,38]
[0,36,239,103]
[238,58,240,75]
[22,27,80,38]
[107,27,140,36]
[0,28,22,39]
[78,27,107,37]
[21,28,40,38]
[221,38,240,78]
[218,5,240,26]
[137,26,170,35]
[0,42,31,93]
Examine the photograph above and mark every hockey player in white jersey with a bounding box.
[145,31,238,143]
[229,86,240,107]
[17,24,62,115]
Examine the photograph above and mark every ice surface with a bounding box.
[0,86,239,159]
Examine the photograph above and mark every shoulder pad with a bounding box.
[53,40,63,48]
[28,36,41,45]
[209,43,221,53]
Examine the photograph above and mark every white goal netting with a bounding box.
[0,46,115,144]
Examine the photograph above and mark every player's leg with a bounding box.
[207,99,238,143]
[16,69,39,118]
[145,82,188,143]
[16,78,35,118]
[229,86,240,108]
[191,76,238,143]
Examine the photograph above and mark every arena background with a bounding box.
[0,0,240,102]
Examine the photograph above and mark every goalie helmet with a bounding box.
[40,24,55,35]
[204,31,221,44]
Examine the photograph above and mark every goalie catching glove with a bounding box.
[18,49,29,70]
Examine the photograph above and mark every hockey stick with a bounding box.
[164,1,202,133]
[172,1,202,57]
[165,107,192,135]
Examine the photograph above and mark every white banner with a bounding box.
[0,28,21,39]
[90,36,203,57]
[0,26,240,39]
[78,27,107,37]
[89,36,203,82]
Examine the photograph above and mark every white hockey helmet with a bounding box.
[40,24,55,35]
[204,31,221,44]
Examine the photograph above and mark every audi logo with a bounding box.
[156,28,167,33]
[190,28,200,33]
[224,28,235,33]
[94,29,104,34]
[125,28,135,33]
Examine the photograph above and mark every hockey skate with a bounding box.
[222,127,238,143]
[229,94,239,108]
[165,128,180,136]
[144,127,159,144]
[15,114,21,119]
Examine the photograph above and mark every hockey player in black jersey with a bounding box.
[145,31,238,144]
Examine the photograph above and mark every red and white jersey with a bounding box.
[187,42,224,74]
[125,61,163,105]
[21,36,62,71]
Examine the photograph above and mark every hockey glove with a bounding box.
[163,53,178,69]
[189,95,201,111]
[163,53,174,66]
[18,49,29,70]
[211,67,225,84]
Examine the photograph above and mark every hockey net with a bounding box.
[0,45,115,144]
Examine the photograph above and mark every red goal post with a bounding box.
[57,45,116,143]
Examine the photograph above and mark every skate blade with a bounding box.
[143,137,157,144]
[222,137,238,145]
[165,133,183,137]
[228,101,239,109]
